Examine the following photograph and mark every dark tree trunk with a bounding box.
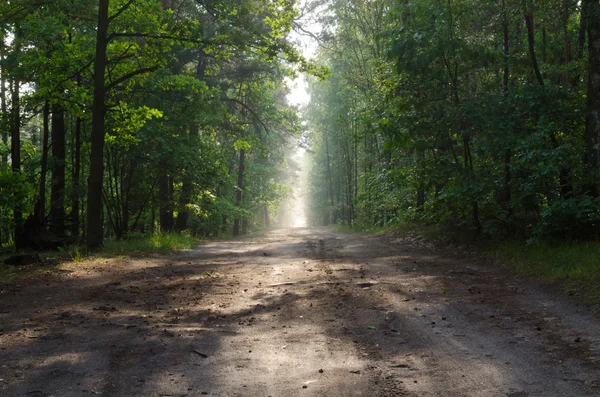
[50,105,66,236]
[525,10,544,87]
[584,0,600,196]
[564,18,572,85]
[38,102,50,222]
[500,0,512,213]
[174,170,192,231]
[576,1,589,60]
[503,2,510,93]
[232,148,245,237]
[71,116,82,240]
[0,50,7,167]
[11,77,23,249]
[1,48,8,244]
[168,174,174,230]
[86,0,109,250]
[159,169,173,232]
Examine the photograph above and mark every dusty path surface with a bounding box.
[1,228,600,397]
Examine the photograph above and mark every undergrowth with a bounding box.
[334,222,441,239]
[99,232,201,256]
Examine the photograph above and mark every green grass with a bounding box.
[489,240,600,304]
[333,223,396,235]
[100,232,202,256]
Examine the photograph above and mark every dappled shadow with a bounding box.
[0,228,599,396]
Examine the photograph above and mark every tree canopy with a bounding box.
[305,0,600,241]
[0,0,317,250]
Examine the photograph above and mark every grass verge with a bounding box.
[488,240,600,305]
[100,232,201,257]
[334,222,442,239]
[335,222,600,305]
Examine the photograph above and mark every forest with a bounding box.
[1,0,600,255]
[0,0,326,252]
[305,0,600,242]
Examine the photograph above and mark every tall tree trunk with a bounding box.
[525,9,544,87]
[584,0,600,196]
[0,46,8,244]
[324,132,335,223]
[416,151,426,211]
[232,148,245,237]
[72,116,82,240]
[11,77,22,249]
[500,0,513,214]
[577,3,589,59]
[159,168,173,232]
[563,18,572,85]
[0,50,7,167]
[38,102,50,222]
[50,105,66,236]
[263,207,270,228]
[86,0,109,250]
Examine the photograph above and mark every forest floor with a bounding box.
[1,227,600,397]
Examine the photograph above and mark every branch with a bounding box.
[226,98,271,135]
[108,0,136,24]
[105,65,159,91]
[108,32,212,46]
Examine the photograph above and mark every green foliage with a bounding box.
[101,232,201,256]
[0,0,318,249]
[306,0,600,244]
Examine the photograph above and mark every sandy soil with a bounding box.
[1,227,599,397]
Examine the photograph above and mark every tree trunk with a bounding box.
[1,47,8,244]
[584,0,600,196]
[564,18,572,85]
[576,1,589,60]
[50,104,66,236]
[72,116,82,240]
[503,0,510,93]
[232,148,245,237]
[86,0,109,250]
[500,0,512,213]
[174,162,192,231]
[37,101,50,223]
[263,207,270,228]
[324,132,335,223]
[159,169,173,232]
[0,49,7,167]
[11,77,22,249]
[525,10,544,87]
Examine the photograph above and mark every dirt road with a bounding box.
[1,228,599,397]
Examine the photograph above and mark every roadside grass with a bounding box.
[334,222,442,239]
[488,240,600,304]
[334,221,600,305]
[100,232,201,257]
[0,232,203,283]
